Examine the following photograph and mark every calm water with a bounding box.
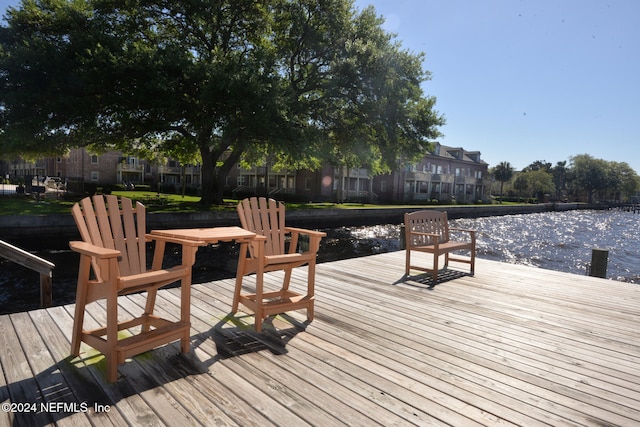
[1,209,638,313]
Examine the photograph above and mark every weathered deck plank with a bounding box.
[1,251,640,426]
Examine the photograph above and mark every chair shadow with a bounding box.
[394,268,471,289]
[194,311,307,361]
[0,313,306,426]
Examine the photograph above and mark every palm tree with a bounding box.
[493,161,514,203]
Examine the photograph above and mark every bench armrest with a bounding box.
[407,231,441,238]
[450,228,477,242]
[450,227,475,235]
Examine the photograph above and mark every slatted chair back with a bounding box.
[71,194,147,278]
[237,197,287,257]
[406,210,450,247]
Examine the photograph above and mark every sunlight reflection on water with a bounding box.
[453,210,640,283]
[326,210,639,284]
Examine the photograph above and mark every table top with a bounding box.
[150,226,259,243]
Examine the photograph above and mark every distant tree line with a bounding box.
[490,155,640,204]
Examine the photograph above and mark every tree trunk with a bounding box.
[199,152,225,205]
[197,135,244,206]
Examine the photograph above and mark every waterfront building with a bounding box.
[5,142,489,203]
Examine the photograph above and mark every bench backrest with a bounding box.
[404,210,450,246]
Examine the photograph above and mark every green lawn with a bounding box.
[0,190,505,216]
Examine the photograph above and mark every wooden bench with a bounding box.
[404,210,476,283]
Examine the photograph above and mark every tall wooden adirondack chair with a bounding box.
[69,195,203,382]
[404,210,476,283]
[234,197,326,331]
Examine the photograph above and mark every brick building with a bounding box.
[5,142,489,203]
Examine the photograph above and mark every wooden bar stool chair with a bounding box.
[234,197,326,331]
[69,195,202,381]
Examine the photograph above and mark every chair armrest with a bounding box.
[284,227,327,238]
[146,234,205,270]
[146,234,206,247]
[69,241,120,258]
[284,227,326,254]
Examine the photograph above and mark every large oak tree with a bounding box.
[1,0,444,204]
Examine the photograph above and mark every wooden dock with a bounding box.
[1,251,640,426]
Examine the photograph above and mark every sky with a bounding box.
[1,1,639,172]
[352,0,640,172]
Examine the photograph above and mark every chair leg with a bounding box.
[105,285,119,382]
[105,355,118,383]
[432,253,439,283]
[470,248,476,276]
[71,292,86,357]
[142,289,157,333]
[233,243,250,312]
[180,276,191,353]
[307,261,316,322]
[282,267,293,292]
[232,274,243,313]
[71,257,91,356]
[405,250,411,275]
[254,319,263,332]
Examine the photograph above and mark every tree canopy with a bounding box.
[0,0,445,204]
[492,161,514,202]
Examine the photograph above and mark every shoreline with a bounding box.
[0,202,601,249]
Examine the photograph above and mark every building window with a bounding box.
[305,177,312,191]
[380,180,387,192]
[417,181,429,193]
[237,175,246,186]
[91,155,98,164]
[91,171,99,181]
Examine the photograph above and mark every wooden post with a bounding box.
[40,272,52,308]
[589,248,608,278]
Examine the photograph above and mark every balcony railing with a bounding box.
[117,164,144,172]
